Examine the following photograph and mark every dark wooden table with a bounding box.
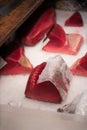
[0,0,44,47]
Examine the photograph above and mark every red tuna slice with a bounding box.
[70,53,87,76]
[65,12,83,27]
[43,32,83,55]
[0,47,33,75]
[25,55,72,103]
[22,8,56,46]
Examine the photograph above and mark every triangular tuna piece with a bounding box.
[65,12,83,27]
[42,24,83,55]
[70,53,87,76]
[25,55,72,103]
[22,8,56,46]
[0,47,33,75]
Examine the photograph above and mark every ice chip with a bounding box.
[75,90,87,116]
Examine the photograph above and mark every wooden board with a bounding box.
[0,0,44,47]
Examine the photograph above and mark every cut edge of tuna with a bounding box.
[66,33,83,55]
[25,55,72,103]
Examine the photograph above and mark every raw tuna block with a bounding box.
[42,24,83,55]
[70,53,87,76]
[0,46,33,75]
[25,55,72,103]
[65,12,83,27]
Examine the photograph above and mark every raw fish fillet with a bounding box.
[42,24,83,55]
[70,53,87,76]
[65,12,83,27]
[0,47,33,75]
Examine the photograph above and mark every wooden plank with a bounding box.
[0,0,44,47]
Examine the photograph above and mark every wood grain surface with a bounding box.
[0,0,44,47]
